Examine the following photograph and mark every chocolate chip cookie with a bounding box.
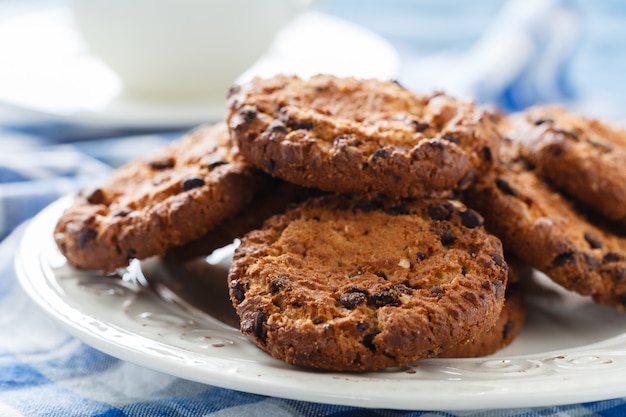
[505,105,626,223]
[463,139,626,310]
[54,123,269,272]
[228,194,508,371]
[227,74,501,198]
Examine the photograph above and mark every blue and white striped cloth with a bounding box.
[2,0,626,415]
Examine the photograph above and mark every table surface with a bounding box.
[2,0,626,416]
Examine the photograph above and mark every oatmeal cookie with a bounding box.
[227,74,501,198]
[505,105,626,223]
[54,123,269,272]
[463,139,626,310]
[228,194,508,371]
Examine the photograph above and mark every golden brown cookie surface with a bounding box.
[228,194,508,371]
[228,74,501,198]
[463,139,626,310]
[54,123,269,272]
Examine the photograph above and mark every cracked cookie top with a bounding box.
[227,74,501,198]
[228,193,508,371]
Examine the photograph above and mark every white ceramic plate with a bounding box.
[16,196,626,410]
[0,9,398,130]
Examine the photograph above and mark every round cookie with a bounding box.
[438,285,526,358]
[463,139,626,310]
[227,74,501,198]
[228,194,508,371]
[505,105,626,223]
[54,123,270,272]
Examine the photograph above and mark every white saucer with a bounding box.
[0,9,399,130]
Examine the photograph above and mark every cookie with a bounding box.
[228,194,508,371]
[227,74,501,198]
[462,139,626,310]
[54,123,269,272]
[164,180,321,263]
[505,105,626,223]
[438,285,526,358]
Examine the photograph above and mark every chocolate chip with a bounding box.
[442,134,460,144]
[362,332,378,352]
[603,251,625,264]
[439,229,456,246]
[182,176,205,191]
[230,281,245,304]
[460,209,483,229]
[416,251,428,261]
[84,187,106,205]
[267,120,288,134]
[238,106,257,123]
[264,121,289,141]
[584,232,603,249]
[367,288,400,307]
[392,283,413,294]
[412,121,430,132]
[203,154,227,170]
[148,157,175,170]
[371,148,390,161]
[269,275,288,294]
[430,286,445,298]
[77,228,97,248]
[252,311,267,341]
[490,252,505,267]
[551,250,576,267]
[534,118,553,125]
[427,202,454,221]
[286,119,314,131]
[482,146,493,162]
[339,291,367,309]
[495,178,518,196]
[113,209,131,218]
[502,320,515,340]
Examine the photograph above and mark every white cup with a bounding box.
[67,0,312,101]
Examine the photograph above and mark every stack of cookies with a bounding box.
[53,74,626,372]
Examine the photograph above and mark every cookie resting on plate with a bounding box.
[54,123,269,272]
[463,138,626,310]
[228,194,508,371]
[227,74,501,198]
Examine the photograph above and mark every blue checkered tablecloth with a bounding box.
[3,0,626,415]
